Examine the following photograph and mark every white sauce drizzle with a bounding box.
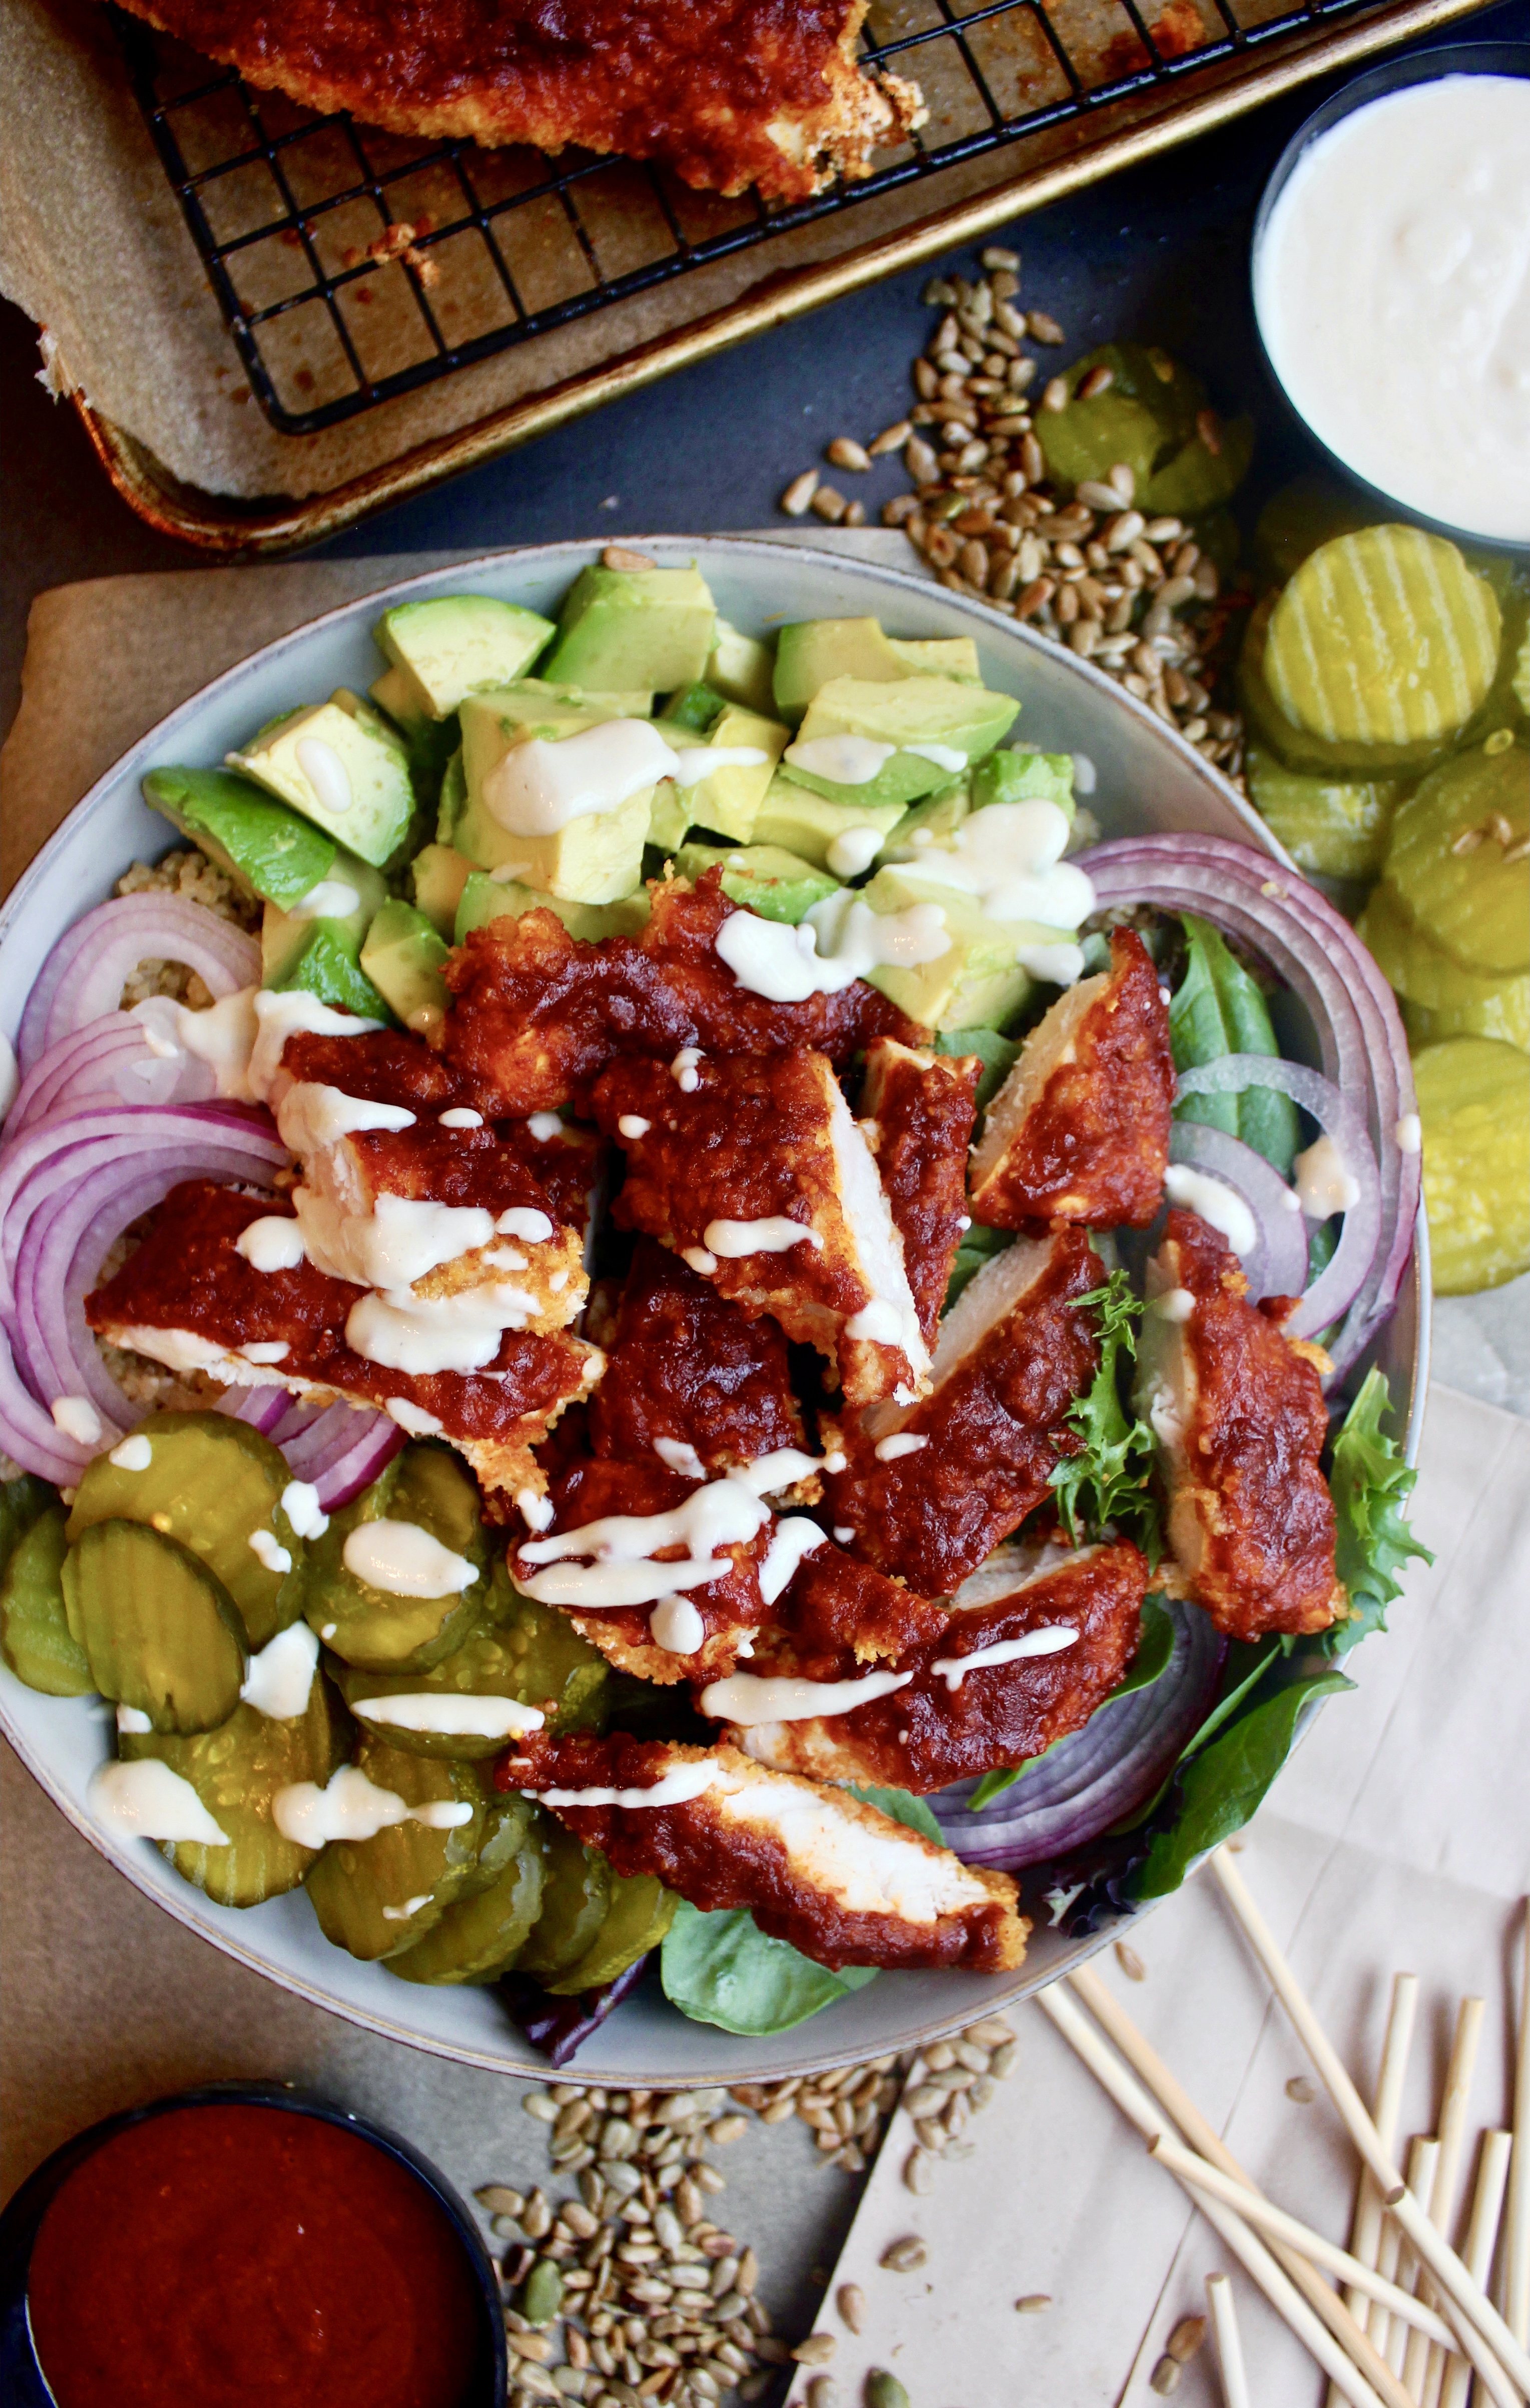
[1162,1164,1260,1261]
[297,1190,499,1291]
[681,1247,718,1277]
[342,1520,480,1598]
[783,735,895,785]
[497,1208,554,1242]
[1150,1287,1196,1325]
[116,1704,153,1733]
[287,879,361,921]
[714,898,948,1004]
[517,1485,555,1532]
[654,1437,706,1482]
[109,1434,153,1472]
[825,825,887,879]
[345,1282,535,1376]
[239,1341,290,1365]
[277,1082,416,1154]
[271,1765,475,1846]
[903,741,967,773]
[248,1526,293,1575]
[51,1396,102,1446]
[932,1627,1079,1691]
[535,1760,723,1810]
[618,1115,652,1139]
[439,1107,483,1129]
[236,1216,307,1273]
[248,989,383,1106]
[280,1480,329,1540]
[386,1399,444,1436]
[382,1894,433,1922]
[670,1049,703,1093]
[1294,1132,1361,1221]
[133,987,262,1103]
[483,720,678,835]
[240,1621,319,1719]
[649,1595,707,1655]
[294,737,354,818]
[91,1758,230,1847]
[1395,1113,1422,1155]
[352,1692,545,1739]
[874,1432,928,1462]
[703,1217,824,1258]
[673,746,770,787]
[903,798,1093,952]
[700,1667,913,1725]
[516,1472,771,1611]
[758,1516,827,1606]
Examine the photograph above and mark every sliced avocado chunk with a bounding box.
[972,746,1075,815]
[304,1738,489,1961]
[64,1520,248,1735]
[435,749,466,845]
[360,899,450,1039]
[877,781,971,868]
[707,619,776,716]
[120,1675,344,1909]
[751,772,906,871]
[365,668,460,819]
[376,594,555,718]
[657,703,790,846]
[779,675,1020,816]
[457,689,655,901]
[674,842,841,923]
[1,1507,92,1698]
[773,619,982,717]
[853,865,1063,1030]
[67,1410,303,1651]
[454,870,651,947]
[227,692,416,868]
[665,682,727,736]
[410,840,475,938]
[647,781,690,855]
[143,766,337,910]
[261,848,392,1021]
[543,563,715,693]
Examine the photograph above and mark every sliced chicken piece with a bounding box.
[86,1180,600,1508]
[822,1227,1103,1593]
[968,930,1173,1229]
[715,1537,1147,1793]
[592,1047,929,1410]
[1135,1207,1342,1640]
[588,1237,806,1480]
[859,1038,980,1347]
[499,1736,1026,1971]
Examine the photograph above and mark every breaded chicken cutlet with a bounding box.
[110,0,925,205]
[499,1736,1026,1969]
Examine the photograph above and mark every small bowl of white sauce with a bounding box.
[1252,44,1530,550]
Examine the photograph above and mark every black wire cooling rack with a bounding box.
[112,0,1391,439]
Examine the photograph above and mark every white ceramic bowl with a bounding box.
[0,537,1427,2082]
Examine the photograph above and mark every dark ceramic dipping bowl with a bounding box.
[0,2080,507,2408]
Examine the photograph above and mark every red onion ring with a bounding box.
[277,1399,404,1507]
[1077,836,1419,1375]
[5,1012,216,1139]
[1167,1122,1309,1302]
[17,895,259,1071]
[928,1599,1226,1869]
[215,1386,298,1435]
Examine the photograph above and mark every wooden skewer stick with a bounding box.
[1209,1848,1530,2397]
[1329,1970,1419,2406]
[1410,1997,1485,2408]
[1208,2272,1252,2408]
[1036,1985,1390,2408]
[1507,1905,1530,2350]
[1441,2134,1514,2408]
[1149,2135,1456,2345]
[1068,1963,1426,2408]
[1385,2137,1436,2381]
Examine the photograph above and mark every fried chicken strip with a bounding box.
[498,1735,1026,1970]
[588,1237,805,1478]
[968,930,1174,1230]
[1135,1207,1343,1639]
[859,1038,980,1347]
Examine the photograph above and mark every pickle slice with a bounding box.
[511,1822,613,1979]
[300,1443,487,1672]
[119,1674,343,1907]
[1381,744,1529,978]
[386,1817,551,1985]
[1358,880,1528,1014]
[1253,473,1383,587]
[546,1870,678,1995]
[1245,742,1403,881]
[1403,986,1530,1055]
[303,1737,488,1960]
[333,1591,607,1760]
[1,1507,93,1698]
[64,1520,247,1733]
[1238,595,1457,777]
[1265,527,1501,750]
[1035,342,1201,497]
[67,1412,302,1649]
[1413,1038,1530,1295]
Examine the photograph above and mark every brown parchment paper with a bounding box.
[0,0,1414,506]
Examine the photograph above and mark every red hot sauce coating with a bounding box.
[859,1038,980,1347]
[588,1236,805,1473]
[25,2103,481,2408]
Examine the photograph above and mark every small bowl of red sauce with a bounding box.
[0,2081,506,2408]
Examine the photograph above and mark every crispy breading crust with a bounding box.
[588,1237,804,1475]
[1137,1209,1343,1640]
[442,875,919,1116]
[112,0,925,204]
[968,930,1174,1230]
[733,1539,1147,1792]
[499,1736,1026,1970]
[860,1039,980,1346]
[824,1227,1102,1593]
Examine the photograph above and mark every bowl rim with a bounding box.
[0,533,1429,2081]
[1248,39,1530,557]
[0,2080,507,2405]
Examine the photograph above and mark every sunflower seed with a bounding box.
[869,421,912,455]
[837,2283,867,2334]
[1015,2294,1052,2314]
[827,437,872,471]
[981,243,1019,270]
[603,547,657,572]
[781,470,820,516]
[478,2184,527,2215]
[1168,2315,1208,2363]
[1150,2355,1182,2394]
[511,2331,556,2364]
[1286,2076,1317,2105]
[792,2334,837,2366]
[525,2093,560,2124]
[880,2236,928,2272]
[708,2116,749,2144]
[809,2380,839,2408]
[903,2148,934,2194]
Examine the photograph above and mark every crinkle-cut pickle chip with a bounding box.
[1265,527,1501,749]
[546,1869,679,1996]
[63,1520,247,1734]
[1404,984,1530,1055]
[300,1443,487,1673]
[67,1411,302,1650]
[1,1506,92,1698]
[303,1736,488,1961]
[1414,1037,1530,1296]
[1358,879,1527,1016]
[1381,744,1529,978]
[119,1674,344,1908]
[511,1820,613,1980]
[1244,742,1403,882]
[387,1811,550,1985]
[332,1575,608,1759]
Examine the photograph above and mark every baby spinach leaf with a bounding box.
[1134,1667,1351,1898]
[1170,913,1299,1176]
[1048,1271,1162,1560]
[659,1902,875,2034]
[846,1783,945,1845]
[935,1026,1021,1115]
[1322,1368,1432,1657]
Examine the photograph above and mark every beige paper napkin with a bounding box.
[787,1383,1530,2407]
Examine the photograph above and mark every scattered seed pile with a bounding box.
[475,2015,1016,2408]
[779,247,1248,783]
